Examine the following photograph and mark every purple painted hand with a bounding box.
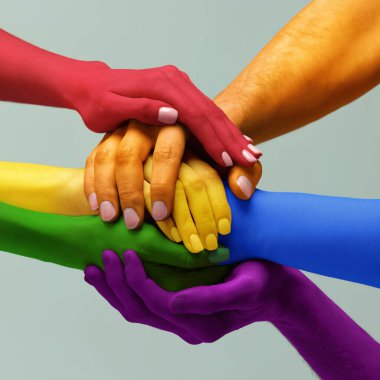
[84,249,292,344]
[84,249,380,378]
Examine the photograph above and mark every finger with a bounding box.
[218,118,263,167]
[84,148,99,211]
[101,250,167,323]
[94,129,125,222]
[104,92,178,127]
[143,180,181,243]
[122,251,194,334]
[84,265,124,312]
[115,121,155,230]
[124,250,227,343]
[150,125,186,221]
[101,250,199,342]
[172,180,204,253]
[178,163,218,251]
[228,161,263,200]
[170,261,266,315]
[185,154,231,235]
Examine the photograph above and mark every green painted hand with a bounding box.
[0,202,231,290]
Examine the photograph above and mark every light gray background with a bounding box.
[0,0,379,379]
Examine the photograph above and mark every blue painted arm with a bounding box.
[220,188,380,287]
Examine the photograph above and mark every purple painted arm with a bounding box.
[85,250,380,378]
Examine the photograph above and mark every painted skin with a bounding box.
[2,162,380,287]
[86,250,380,379]
[0,160,232,253]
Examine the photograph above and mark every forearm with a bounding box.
[0,162,92,215]
[0,29,108,109]
[274,271,380,379]
[215,0,380,142]
[220,188,380,287]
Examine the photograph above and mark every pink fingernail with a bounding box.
[100,201,116,221]
[158,107,178,124]
[88,192,98,210]
[244,135,253,142]
[152,201,168,221]
[242,149,257,163]
[123,208,140,229]
[248,144,263,157]
[237,176,253,198]
[222,151,233,167]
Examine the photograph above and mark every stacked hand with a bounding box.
[74,64,262,167]
[84,249,294,344]
[85,120,262,249]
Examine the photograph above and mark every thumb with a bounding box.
[108,93,178,126]
[228,161,262,200]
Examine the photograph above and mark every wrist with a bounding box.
[266,266,317,325]
[59,59,111,112]
[55,168,95,216]
[213,89,252,132]
[214,85,271,143]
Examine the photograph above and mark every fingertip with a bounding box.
[123,249,137,265]
[123,208,140,230]
[189,234,204,253]
[158,107,178,124]
[217,218,231,235]
[236,176,253,199]
[221,151,233,167]
[88,192,99,211]
[84,265,103,282]
[99,201,117,222]
[205,234,218,251]
[102,249,117,264]
[242,149,258,164]
[170,227,182,242]
[152,200,168,221]
[247,144,263,157]
[208,247,230,264]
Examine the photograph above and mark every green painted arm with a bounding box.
[0,202,231,290]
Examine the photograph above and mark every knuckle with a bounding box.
[161,64,180,75]
[204,170,221,183]
[94,184,115,201]
[85,153,96,168]
[180,70,190,80]
[188,179,205,192]
[154,145,178,162]
[94,147,114,165]
[116,145,138,165]
[151,182,173,198]
[118,187,143,205]
[175,181,185,192]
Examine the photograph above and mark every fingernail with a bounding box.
[170,227,181,242]
[88,192,98,210]
[222,151,233,167]
[158,107,178,124]
[247,144,262,157]
[237,176,253,198]
[123,208,140,229]
[190,234,204,252]
[100,201,116,221]
[205,234,218,250]
[208,247,230,264]
[152,201,168,221]
[218,218,231,235]
[244,135,253,142]
[242,149,257,163]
